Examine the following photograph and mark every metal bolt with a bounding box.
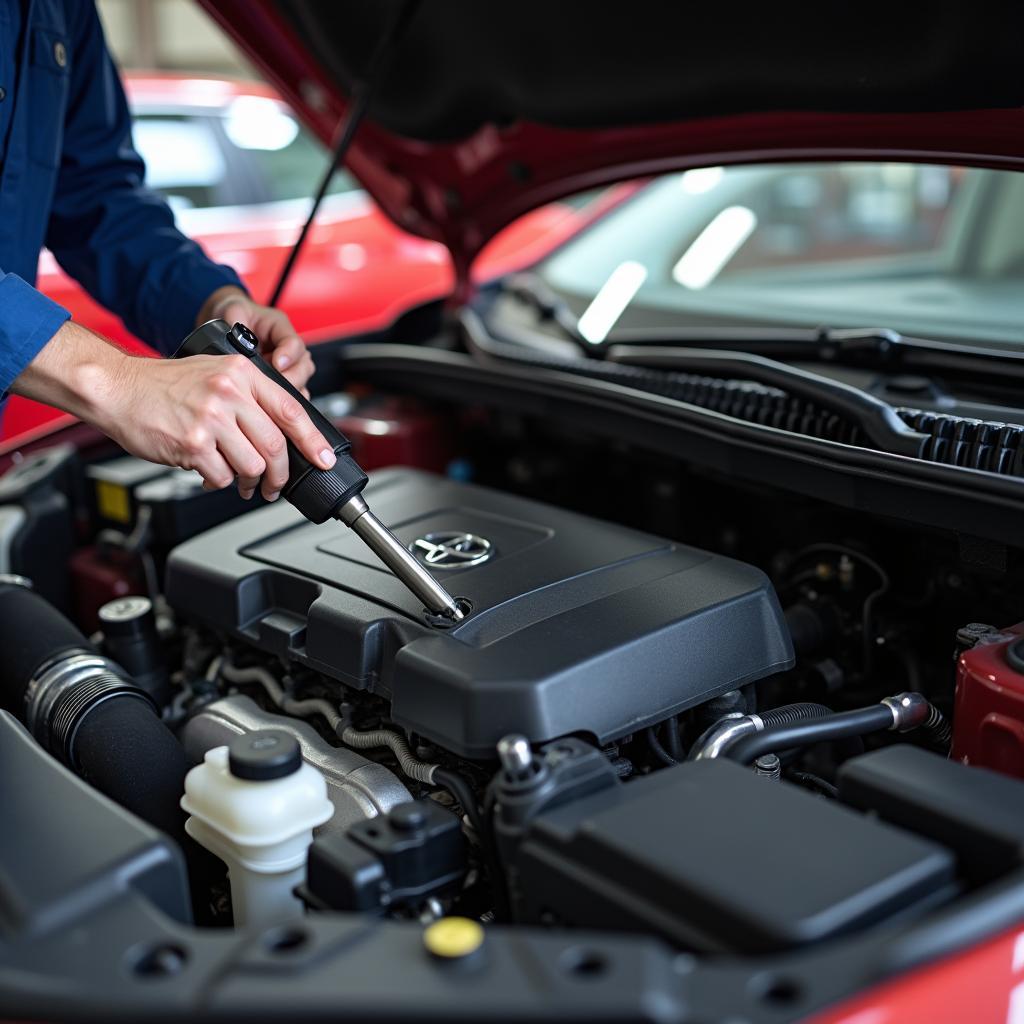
[754,754,781,780]
[497,734,533,780]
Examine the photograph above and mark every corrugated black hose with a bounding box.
[726,704,897,765]
[0,580,190,846]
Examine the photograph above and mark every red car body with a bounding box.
[1,74,609,445]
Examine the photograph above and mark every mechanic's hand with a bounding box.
[109,352,336,501]
[199,286,315,393]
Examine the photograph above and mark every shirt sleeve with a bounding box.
[43,3,246,356]
[0,271,71,398]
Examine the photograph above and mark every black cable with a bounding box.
[663,715,684,761]
[434,767,510,921]
[433,768,485,840]
[268,0,420,308]
[646,726,678,766]
[725,703,895,765]
[787,770,839,799]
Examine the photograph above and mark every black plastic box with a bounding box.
[513,759,955,953]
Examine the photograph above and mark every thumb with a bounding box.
[216,298,254,328]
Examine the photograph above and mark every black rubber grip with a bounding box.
[173,320,368,523]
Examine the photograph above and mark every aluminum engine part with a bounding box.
[180,694,411,836]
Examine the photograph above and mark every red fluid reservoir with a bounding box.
[953,623,1024,778]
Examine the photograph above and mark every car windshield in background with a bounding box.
[132,97,357,212]
[537,162,1024,349]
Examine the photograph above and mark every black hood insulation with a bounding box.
[279,0,1024,141]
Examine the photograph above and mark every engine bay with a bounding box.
[4,372,1024,1022]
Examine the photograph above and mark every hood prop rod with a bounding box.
[269,0,421,308]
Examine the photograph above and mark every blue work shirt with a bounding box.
[0,0,243,402]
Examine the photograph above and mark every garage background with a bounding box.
[97,0,244,73]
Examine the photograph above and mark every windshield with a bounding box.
[536,162,1024,348]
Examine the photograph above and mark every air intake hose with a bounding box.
[690,702,831,760]
[0,579,189,844]
[758,702,832,729]
[724,693,949,765]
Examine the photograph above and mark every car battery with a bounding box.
[88,457,261,550]
[953,622,1024,778]
[134,468,263,551]
[85,456,170,532]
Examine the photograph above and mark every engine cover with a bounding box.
[166,469,793,758]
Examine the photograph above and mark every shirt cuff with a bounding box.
[0,273,71,397]
[148,253,248,356]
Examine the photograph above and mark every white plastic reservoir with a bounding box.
[181,729,334,928]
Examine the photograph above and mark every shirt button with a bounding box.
[0,87,6,102]
[53,41,67,68]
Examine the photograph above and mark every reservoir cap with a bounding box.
[229,729,302,781]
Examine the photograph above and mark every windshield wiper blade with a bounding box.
[608,324,1024,378]
[497,274,1024,394]
[817,327,903,359]
[501,273,588,345]
[465,305,929,459]
[499,278,911,360]
[603,343,928,458]
[596,324,912,362]
[499,276,1024,372]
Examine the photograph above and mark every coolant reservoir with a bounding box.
[181,729,334,928]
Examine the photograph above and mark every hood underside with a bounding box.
[202,0,1024,274]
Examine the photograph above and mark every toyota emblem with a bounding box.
[409,531,494,570]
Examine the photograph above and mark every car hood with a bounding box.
[201,0,1024,283]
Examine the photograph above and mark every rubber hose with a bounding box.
[646,726,678,766]
[0,581,189,844]
[73,696,191,845]
[218,660,443,785]
[664,715,685,761]
[435,766,509,921]
[758,702,832,729]
[0,581,93,707]
[726,704,895,765]
[433,768,485,838]
[924,703,953,750]
[341,726,439,784]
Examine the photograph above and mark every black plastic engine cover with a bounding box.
[165,469,793,758]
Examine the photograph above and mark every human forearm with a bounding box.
[9,320,132,430]
[9,319,335,501]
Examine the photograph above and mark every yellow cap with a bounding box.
[423,917,485,960]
